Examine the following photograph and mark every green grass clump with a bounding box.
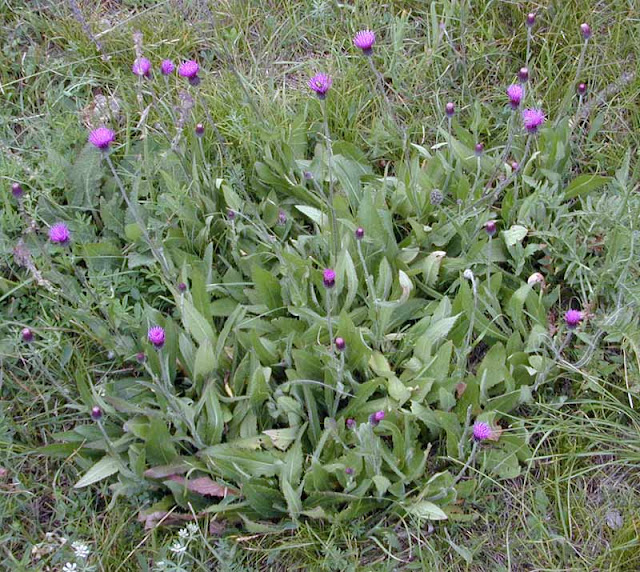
[1,0,639,570]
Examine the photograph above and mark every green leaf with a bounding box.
[501,225,528,247]
[405,500,448,520]
[74,456,120,488]
[146,417,178,466]
[294,205,328,227]
[182,300,215,345]
[251,265,283,311]
[244,478,286,518]
[194,340,216,379]
[564,174,610,199]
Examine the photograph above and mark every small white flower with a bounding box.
[63,564,77,572]
[72,541,90,559]
[178,528,189,539]
[169,542,186,555]
[186,522,198,535]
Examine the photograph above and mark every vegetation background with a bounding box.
[1,0,639,570]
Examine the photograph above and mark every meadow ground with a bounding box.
[1,0,639,570]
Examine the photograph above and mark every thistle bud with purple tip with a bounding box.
[577,83,586,95]
[323,268,336,288]
[11,182,24,199]
[132,57,151,77]
[475,143,484,157]
[355,227,364,240]
[580,23,591,40]
[526,13,536,27]
[518,67,529,83]
[445,102,455,117]
[507,84,523,109]
[91,406,103,421]
[346,418,356,430]
[195,123,204,136]
[160,59,175,75]
[565,309,582,329]
[148,326,165,349]
[485,220,497,237]
[335,337,346,351]
[21,327,33,343]
[369,410,385,426]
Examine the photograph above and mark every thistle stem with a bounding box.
[321,99,339,263]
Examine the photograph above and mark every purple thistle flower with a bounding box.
[195,123,205,136]
[526,13,536,27]
[369,410,385,426]
[522,108,545,133]
[346,418,356,430]
[472,421,492,441]
[565,309,582,329]
[11,182,24,199]
[577,83,587,95]
[518,67,529,83]
[277,210,287,225]
[160,59,175,75]
[179,60,200,85]
[136,351,146,363]
[148,325,166,349]
[445,102,455,117]
[49,222,71,244]
[132,57,151,77]
[21,327,33,343]
[345,467,354,476]
[335,337,346,351]
[580,23,591,40]
[178,282,187,293]
[353,30,376,55]
[355,227,364,240]
[88,127,116,150]
[227,209,236,220]
[511,161,519,171]
[91,406,103,421]
[475,143,484,157]
[322,268,336,288]
[308,73,332,99]
[485,220,497,237]
[507,84,523,109]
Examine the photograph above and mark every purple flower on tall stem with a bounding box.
[308,73,332,99]
[580,23,591,40]
[485,220,497,237]
[49,222,71,244]
[21,327,33,343]
[577,83,587,95]
[353,30,376,55]
[323,268,336,288]
[148,325,166,349]
[472,421,492,441]
[136,351,146,363]
[11,182,24,199]
[345,467,354,476]
[88,127,115,150]
[346,418,356,430]
[132,57,151,77]
[178,282,187,293]
[335,337,346,351]
[526,13,536,27]
[445,102,455,117]
[195,123,205,136]
[475,143,484,157]
[522,108,545,133]
[179,60,200,85]
[565,309,582,329]
[506,84,523,108]
[355,227,364,240]
[369,410,385,426]
[91,406,103,421]
[160,59,175,75]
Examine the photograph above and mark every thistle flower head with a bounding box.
[227,209,236,220]
[522,108,545,133]
[346,418,356,429]
[345,467,354,476]
[430,189,444,206]
[475,142,484,157]
[485,220,497,237]
[527,272,546,287]
[369,410,385,426]
[160,59,175,75]
[565,309,582,329]
[518,67,529,83]
[308,73,332,99]
[445,101,455,117]
[507,84,523,108]
[353,30,376,55]
[88,127,115,150]
[90,406,103,421]
[21,327,33,342]
[277,210,287,225]
[49,222,71,244]
[511,160,519,171]
[335,337,346,351]
[355,227,365,239]
[577,83,587,95]
[136,351,146,363]
[178,282,187,292]
[11,182,24,198]
[323,268,336,288]
[178,60,199,79]
[195,123,205,136]
[526,13,536,27]
[132,57,151,77]
[580,23,591,40]
[148,325,166,348]
[472,421,492,440]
